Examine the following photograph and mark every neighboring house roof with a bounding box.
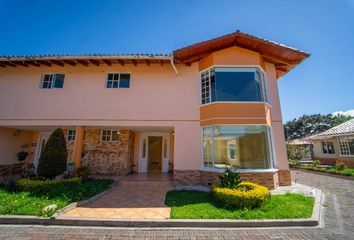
[0,30,310,77]
[306,119,354,140]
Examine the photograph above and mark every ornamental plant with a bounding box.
[218,168,241,189]
[37,128,68,179]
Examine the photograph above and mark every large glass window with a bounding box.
[321,141,335,154]
[201,67,267,103]
[203,126,273,169]
[338,137,354,156]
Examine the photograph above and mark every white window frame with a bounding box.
[200,125,276,172]
[67,129,76,142]
[105,72,131,89]
[100,129,120,142]
[321,140,335,155]
[338,137,354,156]
[199,66,269,105]
[39,73,65,89]
[227,140,237,160]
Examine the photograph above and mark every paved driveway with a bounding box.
[0,170,354,239]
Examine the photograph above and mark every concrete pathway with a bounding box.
[62,180,173,219]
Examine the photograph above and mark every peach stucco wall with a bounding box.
[0,127,34,165]
[0,45,289,172]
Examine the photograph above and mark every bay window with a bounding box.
[201,67,268,104]
[203,125,274,170]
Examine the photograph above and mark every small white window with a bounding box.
[101,129,120,142]
[106,73,130,88]
[67,129,76,141]
[40,73,65,89]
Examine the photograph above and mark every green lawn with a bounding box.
[165,190,314,219]
[0,180,112,217]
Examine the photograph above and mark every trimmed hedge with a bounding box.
[16,177,82,193]
[212,182,269,209]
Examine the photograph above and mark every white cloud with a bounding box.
[332,109,354,117]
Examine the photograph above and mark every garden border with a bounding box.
[292,168,354,181]
[0,186,323,228]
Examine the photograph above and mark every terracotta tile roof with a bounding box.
[306,119,354,139]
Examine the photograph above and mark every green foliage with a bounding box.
[335,162,346,171]
[75,166,91,180]
[165,191,314,219]
[314,160,321,166]
[284,113,352,141]
[286,144,311,160]
[1,179,112,217]
[218,168,241,189]
[37,128,68,178]
[212,182,270,209]
[16,177,82,193]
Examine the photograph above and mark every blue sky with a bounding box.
[0,0,353,122]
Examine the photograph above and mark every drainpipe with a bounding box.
[170,55,180,76]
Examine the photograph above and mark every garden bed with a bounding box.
[291,165,354,178]
[165,190,314,219]
[0,179,112,217]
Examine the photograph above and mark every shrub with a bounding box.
[212,182,269,209]
[218,168,241,189]
[326,169,337,174]
[75,166,91,180]
[339,172,352,177]
[37,128,68,179]
[335,162,346,171]
[16,177,81,193]
[314,160,321,166]
[286,144,311,160]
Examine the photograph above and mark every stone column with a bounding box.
[72,126,85,169]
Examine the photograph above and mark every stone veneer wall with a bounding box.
[278,169,292,186]
[174,170,281,189]
[83,129,135,176]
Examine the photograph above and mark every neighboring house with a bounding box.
[306,119,354,167]
[0,30,309,189]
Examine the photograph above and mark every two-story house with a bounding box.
[0,30,309,189]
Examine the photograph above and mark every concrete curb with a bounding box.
[0,187,323,228]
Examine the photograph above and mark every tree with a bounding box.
[286,144,311,160]
[37,128,68,179]
[284,113,352,141]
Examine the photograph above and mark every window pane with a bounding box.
[106,80,113,88]
[212,126,271,169]
[111,130,119,141]
[203,127,213,167]
[108,73,113,80]
[112,80,118,88]
[214,70,262,101]
[113,74,119,80]
[54,74,65,88]
[119,74,130,88]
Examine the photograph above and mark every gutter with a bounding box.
[170,55,180,76]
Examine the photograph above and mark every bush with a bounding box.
[212,182,269,209]
[314,160,321,166]
[335,162,346,171]
[75,166,91,180]
[37,128,68,179]
[16,177,82,193]
[218,168,241,189]
[326,169,337,174]
[339,172,352,177]
[286,144,311,160]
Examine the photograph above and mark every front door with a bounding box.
[34,132,51,170]
[139,132,170,173]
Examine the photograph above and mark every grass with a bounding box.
[0,179,112,217]
[165,190,314,219]
[292,165,354,178]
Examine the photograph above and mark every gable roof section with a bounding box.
[173,30,310,78]
[307,119,354,140]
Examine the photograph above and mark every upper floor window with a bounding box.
[101,129,120,142]
[67,129,76,141]
[200,67,268,104]
[338,137,354,156]
[321,141,335,154]
[40,73,65,89]
[106,73,130,88]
